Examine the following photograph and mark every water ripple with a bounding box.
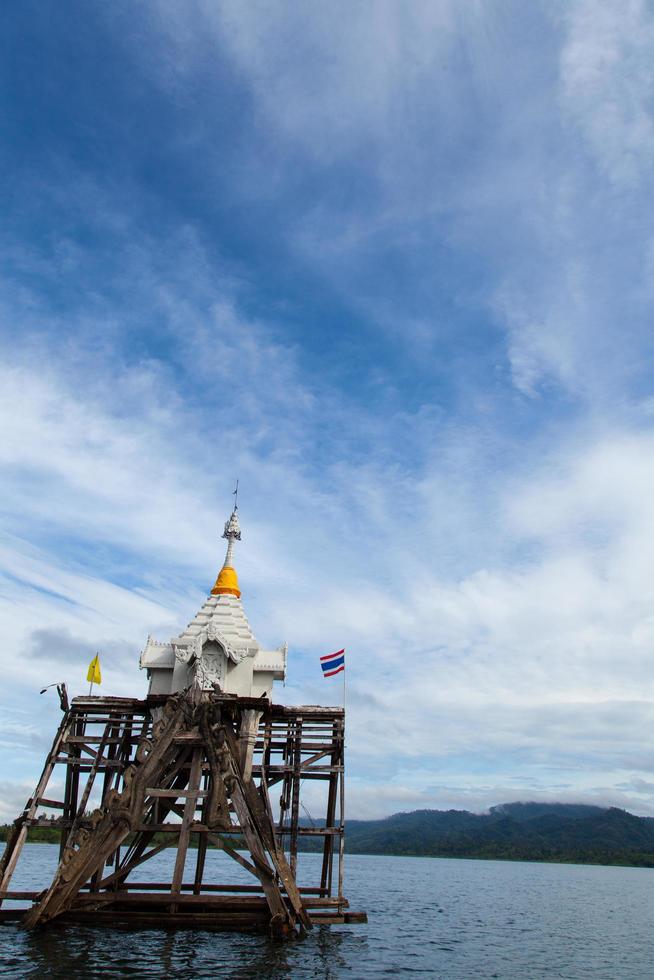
[1,846,654,978]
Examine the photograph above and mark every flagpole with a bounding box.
[87,653,100,696]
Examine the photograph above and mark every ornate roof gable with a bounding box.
[140,502,287,696]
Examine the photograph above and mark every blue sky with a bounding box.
[3,0,654,819]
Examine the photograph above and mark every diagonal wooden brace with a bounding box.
[23,696,189,928]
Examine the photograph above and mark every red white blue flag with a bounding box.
[320,649,345,677]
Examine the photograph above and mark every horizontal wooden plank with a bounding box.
[68,695,344,717]
[27,818,71,828]
[132,824,185,833]
[75,894,349,909]
[252,765,342,775]
[72,696,149,710]
[301,897,349,908]
[127,822,342,839]
[310,911,367,925]
[52,761,124,772]
[90,882,265,893]
[68,717,142,724]
[0,891,40,900]
[53,753,115,763]
[274,705,344,716]
[288,827,342,836]
[145,789,207,799]
[74,891,269,908]
[59,910,270,928]
[67,736,141,745]
[85,882,328,895]
[255,741,338,751]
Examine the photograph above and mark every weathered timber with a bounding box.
[0,709,73,898]
[0,689,366,935]
[206,711,300,935]
[24,694,193,926]
[221,718,312,933]
[171,747,203,894]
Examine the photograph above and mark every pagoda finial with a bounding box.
[211,485,242,598]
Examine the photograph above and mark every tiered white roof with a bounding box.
[175,593,259,660]
[140,507,286,697]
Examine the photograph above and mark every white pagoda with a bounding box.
[140,506,287,698]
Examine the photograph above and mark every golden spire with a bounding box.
[211,495,242,598]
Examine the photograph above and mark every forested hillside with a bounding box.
[5,802,654,868]
[303,802,654,867]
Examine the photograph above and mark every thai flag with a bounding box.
[320,649,345,677]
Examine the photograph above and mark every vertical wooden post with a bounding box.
[238,709,261,782]
[91,712,129,891]
[0,709,72,903]
[193,765,208,895]
[59,714,83,860]
[289,718,302,877]
[68,722,111,838]
[277,718,292,842]
[320,716,339,895]
[263,713,272,773]
[338,714,345,903]
[171,748,203,895]
[221,717,310,934]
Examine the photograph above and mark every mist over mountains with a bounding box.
[306,803,654,867]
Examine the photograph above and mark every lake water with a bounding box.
[1,843,653,978]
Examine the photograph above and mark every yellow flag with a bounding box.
[86,654,101,685]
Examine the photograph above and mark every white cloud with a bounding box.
[3,3,654,823]
[5,318,654,816]
[345,777,654,821]
[142,0,654,408]
[560,0,654,185]
[154,0,476,158]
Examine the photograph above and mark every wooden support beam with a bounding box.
[171,747,202,895]
[290,718,302,877]
[23,695,190,928]
[192,765,209,896]
[0,891,42,901]
[338,717,345,903]
[55,909,271,928]
[104,747,194,887]
[145,788,207,798]
[68,721,112,841]
[213,718,298,934]
[0,693,360,936]
[221,719,312,933]
[59,715,82,859]
[193,833,208,895]
[76,882,327,895]
[0,709,73,904]
[321,753,338,894]
[89,715,124,893]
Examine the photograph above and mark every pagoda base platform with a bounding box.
[0,689,366,937]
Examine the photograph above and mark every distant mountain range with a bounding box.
[301,802,654,867]
[6,801,654,869]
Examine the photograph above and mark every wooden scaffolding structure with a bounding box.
[0,687,366,935]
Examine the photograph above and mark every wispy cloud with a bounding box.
[2,1,654,820]
[560,0,654,185]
